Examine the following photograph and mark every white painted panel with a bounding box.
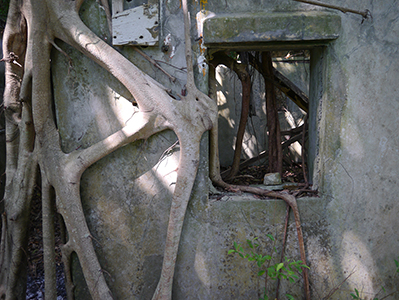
[112,4,159,46]
[112,0,123,16]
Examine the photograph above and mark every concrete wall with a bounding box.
[52,0,399,299]
[314,1,399,298]
[202,1,399,299]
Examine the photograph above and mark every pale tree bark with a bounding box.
[1,0,217,299]
[1,1,310,300]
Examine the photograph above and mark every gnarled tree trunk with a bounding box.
[0,0,217,299]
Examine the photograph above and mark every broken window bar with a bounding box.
[293,0,371,20]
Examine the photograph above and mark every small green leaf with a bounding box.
[276,262,284,271]
[286,294,295,300]
[228,249,236,255]
[258,270,266,276]
[266,234,275,241]
[279,273,287,280]
[260,256,267,264]
[267,267,277,279]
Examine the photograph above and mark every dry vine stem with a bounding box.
[0,1,309,300]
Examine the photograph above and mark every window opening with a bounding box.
[209,49,313,187]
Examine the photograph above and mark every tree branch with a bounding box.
[182,0,195,89]
[69,112,166,175]
[248,52,309,113]
[210,51,252,180]
[134,47,177,83]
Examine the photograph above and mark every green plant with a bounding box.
[350,288,381,300]
[350,257,399,300]
[350,288,363,300]
[0,0,9,25]
[228,235,309,300]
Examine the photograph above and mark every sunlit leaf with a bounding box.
[276,263,284,271]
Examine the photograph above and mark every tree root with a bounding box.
[1,2,311,300]
[213,182,311,300]
[209,51,252,180]
[276,204,290,299]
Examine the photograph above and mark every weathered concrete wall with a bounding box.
[313,0,399,298]
[201,1,399,299]
[52,0,399,299]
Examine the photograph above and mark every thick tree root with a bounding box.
[0,2,310,300]
[1,1,217,300]
[211,180,311,300]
